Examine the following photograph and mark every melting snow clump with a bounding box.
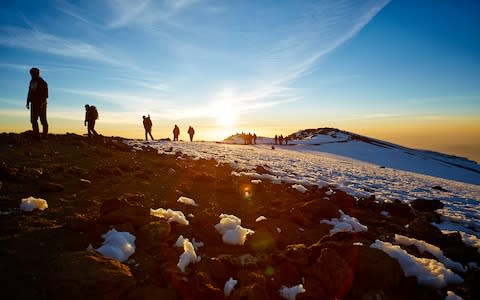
[371,240,463,288]
[321,209,367,234]
[177,238,201,272]
[20,196,48,211]
[96,229,136,262]
[151,208,189,225]
[177,196,199,206]
[175,235,204,250]
[279,284,306,300]
[224,277,238,297]
[445,290,463,300]
[394,234,465,273]
[256,216,267,222]
[291,184,308,193]
[215,213,255,245]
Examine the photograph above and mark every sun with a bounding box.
[212,101,237,127]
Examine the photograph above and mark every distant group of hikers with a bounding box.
[25,67,196,142]
[240,132,257,145]
[274,134,289,145]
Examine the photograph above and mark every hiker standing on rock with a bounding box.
[84,104,99,137]
[26,67,48,140]
[143,115,154,140]
[187,126,195,142]
[173,124,180,141]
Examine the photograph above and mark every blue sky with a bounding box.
[1,0,479,158]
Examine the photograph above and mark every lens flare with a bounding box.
[241,184,253,201]
[265,266,274,276]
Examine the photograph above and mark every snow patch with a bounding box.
[256,216,267,222]
[279,284,306,300]
[177,238,201,272]
[445,290,463,300]
[394,234,465,273]
[224,277,238,297]
[321,209,367,234]
[96,229,136,262]
[291,184,308,193]
[20,196,48,211]
[215,214,254,245]
[177,196,199,206]
[371,240,463,288]
[150,208,189,225]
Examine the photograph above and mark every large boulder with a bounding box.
[344,246,404,297]
[311,248,354,298]
[50,251,135,300]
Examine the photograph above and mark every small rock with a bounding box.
[137,220,171,249]
[411,199,444,211]
[432,185,448,192]
[97,197,150,228]
[40,182,64,192]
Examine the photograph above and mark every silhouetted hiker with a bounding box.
[26,67,48,139]
[84,104,99,137]
[173,124,180,141]
[285,135,289,145]
[279,135,284,145]
[143,115,154,140]
[187,126,195,142]
[274,135,278,145]
[253,133,257,144]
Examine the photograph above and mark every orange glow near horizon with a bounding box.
[1,115,479,162]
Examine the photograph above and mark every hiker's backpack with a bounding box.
[89,106,99,120]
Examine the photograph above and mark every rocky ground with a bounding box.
[0,132,479,300]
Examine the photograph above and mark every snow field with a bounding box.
[130,140,479,239]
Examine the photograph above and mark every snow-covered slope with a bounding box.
[225,128,480,185]
[130,138,480,241]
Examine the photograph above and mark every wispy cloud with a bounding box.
[106,0,201,29]
[255,0,391,85]
[0,63,30,72]
[105,76,170,91]
[0,26,117,64]
[59,88,172,113]
[177,0,391,115]
[106,0,153,29]
[54,0,98,27]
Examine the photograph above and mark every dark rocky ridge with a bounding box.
[0,132,479,299]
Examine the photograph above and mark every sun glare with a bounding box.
[211,102,237,127]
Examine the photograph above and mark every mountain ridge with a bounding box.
[223,127,480,185]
